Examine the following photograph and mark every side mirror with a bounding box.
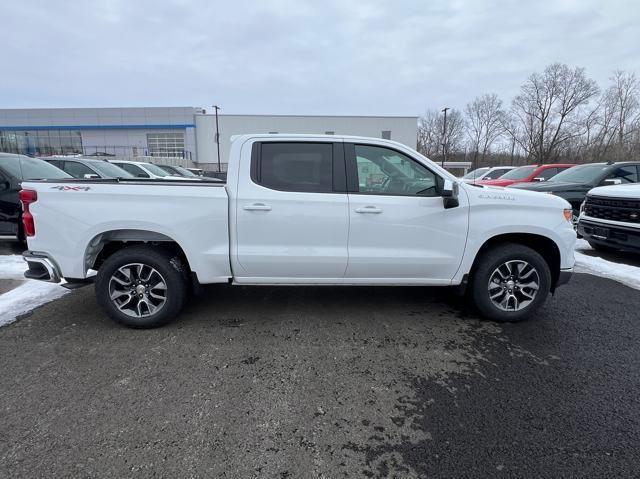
[532,177,545,182]
[442,179,459,209]
[602,178,622,186]
[83,173,100,179]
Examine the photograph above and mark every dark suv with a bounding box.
[509,162,640,222]
[0,153,71,241]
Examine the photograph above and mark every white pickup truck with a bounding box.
[21,135,576,328]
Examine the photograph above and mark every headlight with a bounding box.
[563,209,573,223]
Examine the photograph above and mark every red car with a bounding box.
[477,163,575,187]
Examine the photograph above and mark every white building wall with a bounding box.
[195,114,418,169]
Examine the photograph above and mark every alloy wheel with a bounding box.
[488,260,540,312]
[108,263,167,318]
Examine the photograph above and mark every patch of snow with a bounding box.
[574,239,640,290]
[0,254,70,327]
[0,281,69,327]
[0,255,30,280]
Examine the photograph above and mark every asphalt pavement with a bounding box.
[1,273,639,478]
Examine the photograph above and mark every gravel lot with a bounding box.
[1,269,639,478]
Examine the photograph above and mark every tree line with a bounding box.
[417,63,640,169]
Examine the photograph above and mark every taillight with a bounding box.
[19,189,38,237]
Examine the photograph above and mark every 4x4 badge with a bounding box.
[50,186,91,191]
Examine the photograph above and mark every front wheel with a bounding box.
[471,243,551,322]
[95,245,188,328]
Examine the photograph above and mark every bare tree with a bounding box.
[609,70,640,158]
[417,110,442,158]
[465,93,506,167]
[511,63,599,163]
[417,108,465,160]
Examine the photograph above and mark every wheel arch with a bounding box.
[469,233,561,291]
[84,229,192,275]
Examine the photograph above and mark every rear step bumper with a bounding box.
[23,251,62,283]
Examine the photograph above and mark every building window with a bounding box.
[147,132,185,157]
[381,130,391,140]
[0,130,82,156]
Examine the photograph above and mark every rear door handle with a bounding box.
[355,206,383,214]
[243,203,272,211]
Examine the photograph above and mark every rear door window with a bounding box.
[537,168,558,180]
[607,166,638,183]
[116,163,149,178]
[63,161,96,178]
[483,168,511,180]
[253,142,334,193]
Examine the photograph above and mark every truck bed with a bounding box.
[20,179,232,283]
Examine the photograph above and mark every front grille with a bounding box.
[584,195,640,224]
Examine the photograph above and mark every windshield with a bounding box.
[90,161,134,178]
[463,167,490,180]
[142,163,172,176]
[501,166,537,180]
[548,163,607,183]
[1,157,72,180]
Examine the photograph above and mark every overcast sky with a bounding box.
[1,0,639,116]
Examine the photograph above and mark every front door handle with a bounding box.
[355,206,383,214]
[243,203,272,211]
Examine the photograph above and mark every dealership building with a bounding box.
[0,107,418,170]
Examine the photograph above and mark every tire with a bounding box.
[588,241,618,253]
[95,245,188,328]
[470,243,551,322]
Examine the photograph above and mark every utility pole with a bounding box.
[441,107,450,168]
[212,105,221,172]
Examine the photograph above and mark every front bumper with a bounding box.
[23,251,62,283]
[578,219,640,252]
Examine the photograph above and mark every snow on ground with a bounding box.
[0,255,69,327]
[574,239,640,291]
[1,254,31,280]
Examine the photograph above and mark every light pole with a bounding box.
[441,107,450,168]
[212,105,221,172]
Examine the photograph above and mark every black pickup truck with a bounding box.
[0,153,71,241]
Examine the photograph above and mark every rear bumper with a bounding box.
[23,251,62,283]
[578,219,640,252]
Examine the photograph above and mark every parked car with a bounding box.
[85,152,116,157]
[462,166,516,183]
[156,164,201,178]
[0,153,71,241]
[21,134,576,328]
[44,157,133,179]
[477,163,574,187]
[578,184,640,253]
[203,170,227,181]
[510,161,640,223]
[109,160,192,180]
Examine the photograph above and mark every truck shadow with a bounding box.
[182,284,478,326]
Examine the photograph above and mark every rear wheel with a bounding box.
[471,243,551,322]
[95,245,187,328]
